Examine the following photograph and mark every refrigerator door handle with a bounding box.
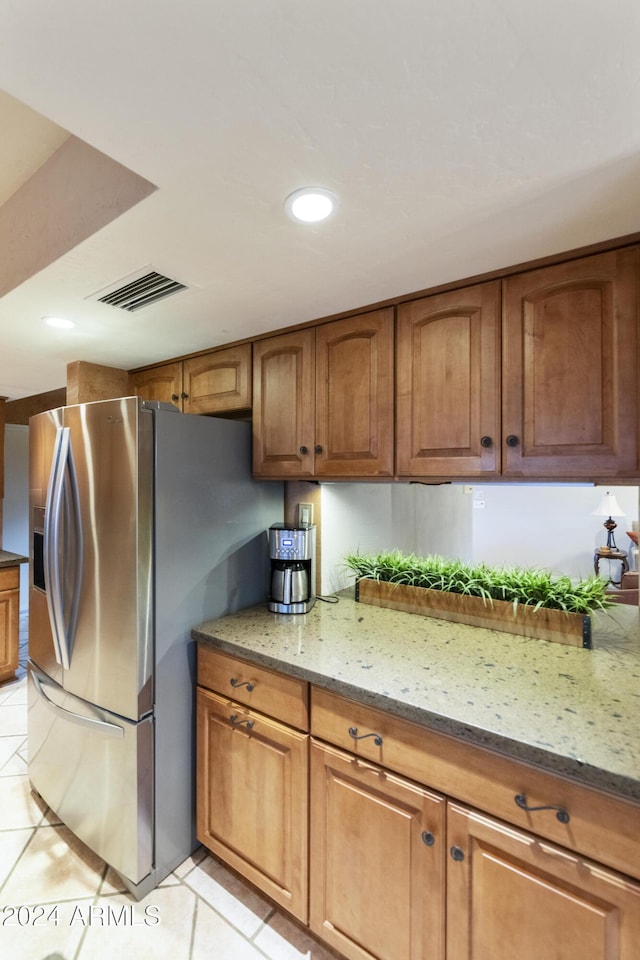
[44,426,83,670]
[44,426,68,666]
[30,669,125,740]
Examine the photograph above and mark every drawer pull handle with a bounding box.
[422,831,435,847]
[230,678,255,692]
[514,793,570,823]
[229,714,254,730]
[348,726,383,746]
[450,845,465,862]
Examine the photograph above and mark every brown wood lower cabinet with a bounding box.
[309,739,445,960]
[196,651,640,960]
[447,801,640,960]
[0,566,20,683]
[196,686,309,922]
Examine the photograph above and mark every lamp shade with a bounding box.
[592,492,626,518]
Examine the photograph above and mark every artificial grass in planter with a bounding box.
[344,551,612,648]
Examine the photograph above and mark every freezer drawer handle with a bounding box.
[229,714,254,730]
[230,678,255,692]
[30,671,125,740]
[514,793,570,823]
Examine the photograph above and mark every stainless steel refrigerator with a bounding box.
[27,396,281,899]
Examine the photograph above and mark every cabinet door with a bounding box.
[196,688,309,922]
[130,362,183,406]
[396,282,501,477]
[309,739,445,960]
[447,801,640,960]
[315,310,394,477]
[183,344,251,415]
[252,330,315,477]
[502,248,639,478]
[0,567,20,682]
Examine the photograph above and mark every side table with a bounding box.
[593,548,629,585]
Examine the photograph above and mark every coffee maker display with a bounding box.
[268,523,316,614]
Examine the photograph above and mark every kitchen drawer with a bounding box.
[0,566,19,591]
[198,646,309,731]
[311,686,640,881]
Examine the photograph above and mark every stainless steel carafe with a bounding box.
[271,561,309,605]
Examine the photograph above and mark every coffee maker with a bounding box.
[268,523,316,614]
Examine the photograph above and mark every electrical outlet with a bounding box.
[298,502,313,526]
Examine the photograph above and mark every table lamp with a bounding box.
[592,491,625,550]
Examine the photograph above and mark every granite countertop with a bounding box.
[0,549,28,567]
[193,591,640,803]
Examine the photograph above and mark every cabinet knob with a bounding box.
[514,793,570,823]
[181,392,189,399]
[171,394,179,402]
[314,444,323,454]
[299,445,309,455]
[480,436,493,448]
[506,435,520,447]
[421,831,436,847]
[450,845,465,862]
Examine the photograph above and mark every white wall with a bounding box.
[320,481,639,592]
[320,482,473,592]
[3,424,29,611]
[471,484,639,578]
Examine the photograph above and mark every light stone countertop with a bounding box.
[0,549,28,568]
[193,591,640,803]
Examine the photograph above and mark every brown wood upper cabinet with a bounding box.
[131,344,251,415]
[397,247,639,479]
[396,281,501,477]
[130,360,182,405]
[502,247,639,478]
[252,310,394,478]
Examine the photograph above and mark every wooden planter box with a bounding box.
[355,579,592,649]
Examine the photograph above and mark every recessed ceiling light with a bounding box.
[44,316,75,329]
[284,187,339,223]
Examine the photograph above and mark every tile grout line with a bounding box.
[0,824,38,897]
[249,906,276,944]
[187,894,201,960]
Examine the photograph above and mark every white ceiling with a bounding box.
[1,0,639,400]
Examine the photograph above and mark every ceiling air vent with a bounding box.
[92,269,188,312]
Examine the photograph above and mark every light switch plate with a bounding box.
[298,502,313,526]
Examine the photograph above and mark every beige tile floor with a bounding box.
[0,620,335,960]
